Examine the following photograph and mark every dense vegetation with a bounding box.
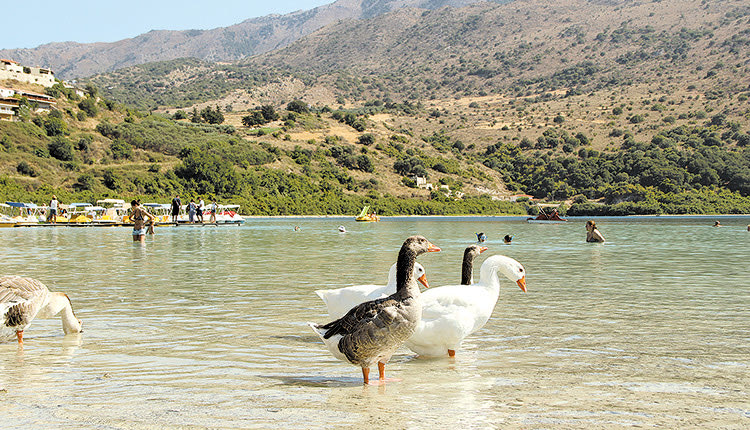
[2,0,750,216]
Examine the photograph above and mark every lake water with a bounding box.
[1,216,748,429]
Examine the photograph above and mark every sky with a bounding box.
[3,0,334,50]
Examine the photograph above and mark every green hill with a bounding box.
[1,0,749,215]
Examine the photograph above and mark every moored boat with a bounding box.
[66,203,94,224]
[215,204,244,225]
[5,202,43,226]
[96,199,127,224]
[0,203,16,227]
[142,203,173,224]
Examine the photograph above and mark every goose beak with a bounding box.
[427,243,441,252]
[418,274,429,288]
[516,276,527,292]
[479,246,488,253]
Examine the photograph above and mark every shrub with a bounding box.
[78,97,98,118]
[74,173,96,190]
[16,161,37,176]
[287,100,309,114]
[629,114,645,124]
[77,135,93,151]
[110,140,133,160]
[102,169,122,190]
[357,133,375,146]
[43,116,67,137]
[48,137,74,161]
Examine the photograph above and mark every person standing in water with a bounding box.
[209,200,217,223]
[197,197,205,223]
[171,195,181,223]
[586,220,605,243]
[188,200,196,223]
[48,195,59,224]
[130,200,156,243]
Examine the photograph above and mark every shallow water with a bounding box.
[1,216,748,429]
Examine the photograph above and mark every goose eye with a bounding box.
[519,268,524,273]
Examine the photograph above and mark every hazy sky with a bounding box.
[3,0,334,50]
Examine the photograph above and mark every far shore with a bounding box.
[241,213,750,218]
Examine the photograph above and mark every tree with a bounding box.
[78,97,98,118]
[84,83,99,98]
[287,100,309,114]
[242,111,266,127]
[357,134,375,146]
[394,157,427,177]
[16,161,37,177]
[110,140,133,160]
[356,155,375,173]
[74,173,96,191]
[43,116,67,137]
[201,106,224,124]
[48,137,74,161]
[260,105,279,122]
[190,107,201,123]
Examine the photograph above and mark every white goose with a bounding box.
[315,262,428,320]
[404,255,526,358]
[1,276,83,344]
[309,235,440,384]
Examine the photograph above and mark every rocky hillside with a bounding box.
[1,0,748,216]
[0,0,489,79]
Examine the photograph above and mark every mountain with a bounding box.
[1,0,748,216]
[86,0,750,115]
[0,0,494,80]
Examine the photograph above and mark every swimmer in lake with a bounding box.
[586,220,605,243]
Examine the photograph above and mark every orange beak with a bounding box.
[427,242,441,252]
[479,246,488,253]
[516,276,527,292]
[418,274,429,289]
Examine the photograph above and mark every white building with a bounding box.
[0,59,56,87]
[0,86,56,121]
[411,176,433,190]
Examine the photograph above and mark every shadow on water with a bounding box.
[261,374,364,388]
[269,334,322,344]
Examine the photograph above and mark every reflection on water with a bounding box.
[1,217,748,428]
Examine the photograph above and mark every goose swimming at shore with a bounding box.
[315,262,429,320]
[404,255,526,358]
[1,276,83,344]
[461,245,488,285]
[308,235,440,384]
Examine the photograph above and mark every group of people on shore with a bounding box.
[170,195,218,224]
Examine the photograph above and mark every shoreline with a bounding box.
[241,213,750,218]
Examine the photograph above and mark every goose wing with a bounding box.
[319,296,399,339]
[0,276,49,303]
[1,276,50,334]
